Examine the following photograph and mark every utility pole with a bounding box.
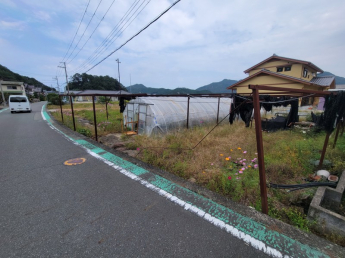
[58,62,69,94]
[116,58,121,84]
[52,76,60,93]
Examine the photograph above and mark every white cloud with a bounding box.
[0,0,344,89]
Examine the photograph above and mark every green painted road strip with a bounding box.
[42,105,330,258]
[0,108,8,113]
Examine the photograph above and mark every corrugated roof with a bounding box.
[310,76,335,87]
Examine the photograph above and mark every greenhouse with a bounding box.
[123,96,233,135]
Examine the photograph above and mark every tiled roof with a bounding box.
[310,76,335,87]
[244,54,324,74]
[261,69,313,84]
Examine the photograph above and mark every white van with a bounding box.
[9,95,32,113]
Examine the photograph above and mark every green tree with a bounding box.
[69,73,127,91]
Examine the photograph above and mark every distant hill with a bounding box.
[0,64,54,91]
[126,84,211,95]
[319,71,345,85]
[196,79,238,93]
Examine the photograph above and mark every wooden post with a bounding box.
[70,95,76,131]
[319,132,330,169]
[251,85,268,214]
[187,96,190,129]
[59,95,64,123]
[106,98,109,120]
[92,96,98,141]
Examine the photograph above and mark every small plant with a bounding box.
[77,128,92,137]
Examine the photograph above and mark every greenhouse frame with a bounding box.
[123,96,233,135]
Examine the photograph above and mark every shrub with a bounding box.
[47,93,62,105]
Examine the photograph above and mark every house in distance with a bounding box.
[228,54,335,106]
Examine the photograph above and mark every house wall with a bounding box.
[234,74,306,94]
[0,81,26,96]
[248,61,318,81]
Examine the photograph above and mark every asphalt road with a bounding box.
[0,102,270,257]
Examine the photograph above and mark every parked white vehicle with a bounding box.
[9,95,32,113]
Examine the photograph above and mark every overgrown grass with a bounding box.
[48,102,123,137]
[132,121,345,237]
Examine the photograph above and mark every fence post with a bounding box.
[92,96,98,141]
[59,95,64,123]
[217,97,220,124]
[70,95,76,131]
[187,96,190,129]
[252,86,268,215]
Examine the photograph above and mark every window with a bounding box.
[303,68,308,78]
[10,97,27,102]
[7,86,17,90]
[277,67,283,72]
[284,66,291,71]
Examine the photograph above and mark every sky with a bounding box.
[0,0,345,91]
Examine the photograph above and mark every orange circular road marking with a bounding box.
[64,158,86,166]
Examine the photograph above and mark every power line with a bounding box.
[62,0,91,62]
[65,0,104,63]
[85,0,182,73]
[67,0,117,64]
[71,0,148,73]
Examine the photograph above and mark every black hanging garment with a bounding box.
[119,97,126,113]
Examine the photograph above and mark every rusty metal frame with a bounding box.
[248,84,336,214]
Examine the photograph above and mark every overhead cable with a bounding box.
[62,0,91,62]
[71,0,148,73]
[84,0,182,73]
[65,0,104,63]
[67,0,117,64]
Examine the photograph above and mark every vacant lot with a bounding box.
[48,102,345,245]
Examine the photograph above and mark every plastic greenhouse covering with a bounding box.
[123,97,233,135]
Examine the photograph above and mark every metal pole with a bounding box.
[92,96,98,141]
[59,95,64,123]
[217,97,220,124]
[252,85,268,214]
[70,95,76,131]
[187,96,190,129]
[318,132,331,169]
[333,121,341,149]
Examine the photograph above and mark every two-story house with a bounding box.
[228,54,335,106]
[0,80,26,96]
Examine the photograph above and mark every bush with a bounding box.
[47,93,63,105]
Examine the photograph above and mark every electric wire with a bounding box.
[79,0,151,72]
[67,0,117,65]
[84,0,181,73]
[62,0,91,62]
[72,0,146,73]
[65,0,104,63]
[71,0,149,74]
